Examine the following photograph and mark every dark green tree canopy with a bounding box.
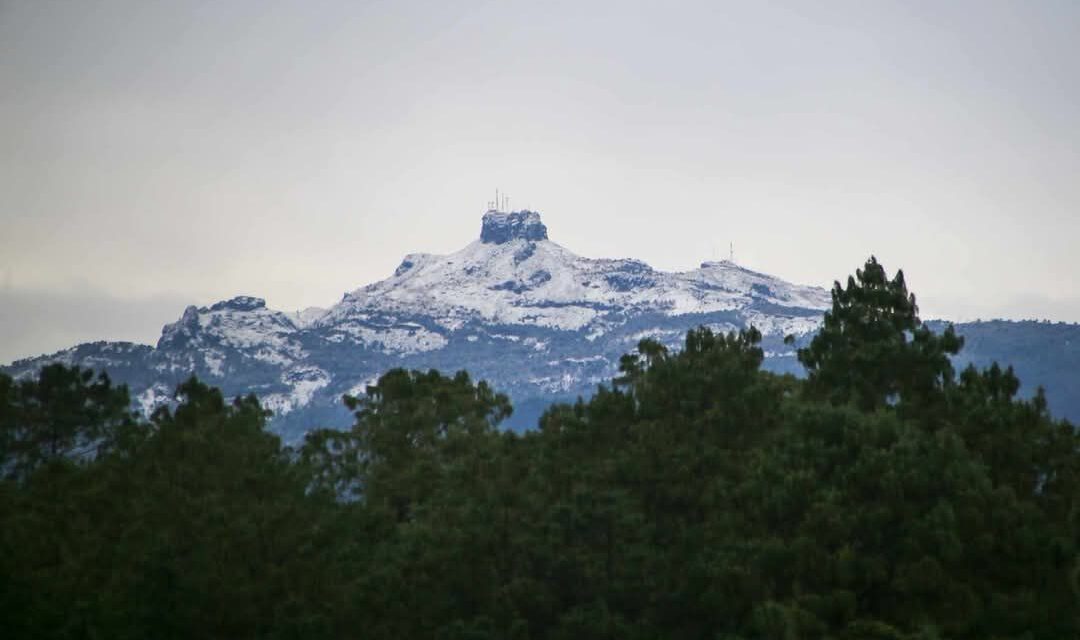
[305,368,512,514]
[0,364,132,483]
[797,256,964,411]
[2,257,1077,640]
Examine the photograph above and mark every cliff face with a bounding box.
[480,210,548,244]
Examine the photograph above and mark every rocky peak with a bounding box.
[209,296,266,312]
[480,210,548,244]
[157,305,201,349]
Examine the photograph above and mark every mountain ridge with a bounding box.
[5,209,1079,438]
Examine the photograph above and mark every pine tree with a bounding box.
[0,365,132,483]
[797,256,963,411]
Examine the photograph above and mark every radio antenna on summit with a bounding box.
[490,189,511,212]
[729,242,734,263]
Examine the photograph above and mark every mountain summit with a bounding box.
[319,210,829,346]
[480,209,548,244]
[2,208,840,437]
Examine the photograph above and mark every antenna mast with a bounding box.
[488,189,513,212]
[729,242,734,263]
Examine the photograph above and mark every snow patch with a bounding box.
[332,324,448,354]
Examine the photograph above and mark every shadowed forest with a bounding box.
[3,258,1078,639]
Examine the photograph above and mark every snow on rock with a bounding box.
[480,209,548,244]
[262,366,330,417]
[346,374,382,398]
[328,323,449,354]
[290,306,328,328]
[742,311,825,337]
[204,351,226,377]
[136,383,173,416]
[319,211,829,339]
[158,295,306,365]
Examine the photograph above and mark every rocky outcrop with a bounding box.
[480,210,548,244]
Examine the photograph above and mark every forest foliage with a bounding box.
[2,257,1079,639]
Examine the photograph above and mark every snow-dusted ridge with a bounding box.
[3,209,833,440]
[318,210,830,338]
[150,210,829,354]
[7,209,1079,437]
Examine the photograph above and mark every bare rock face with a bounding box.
[480,210,548,244]
[210,296,266,312]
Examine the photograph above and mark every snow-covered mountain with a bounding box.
[8,209,1078,439]
[318,210,828,347]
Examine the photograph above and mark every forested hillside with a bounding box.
[930,319,1080,424]
[2,258,1078,639]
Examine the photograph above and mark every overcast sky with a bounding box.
[2,0,1079,363]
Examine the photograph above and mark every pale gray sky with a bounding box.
[2,0,1079,363]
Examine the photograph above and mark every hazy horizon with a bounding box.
[3,0,1079,363]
